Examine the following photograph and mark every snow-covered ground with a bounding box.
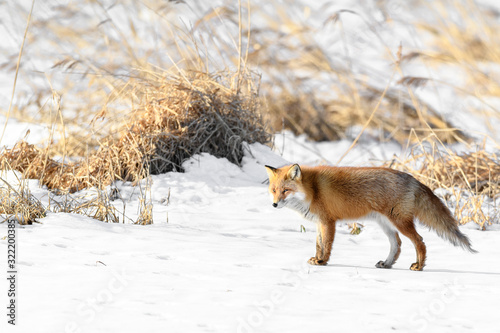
[1,134,499,333]
[1,0,500,332]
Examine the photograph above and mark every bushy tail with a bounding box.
[414,183,477,253]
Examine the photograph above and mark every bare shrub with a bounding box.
[1,70,270,193]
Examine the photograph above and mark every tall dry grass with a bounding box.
[0,170,46,225]
[388,135,499,229]
[1,1,499,227]
[0,165,123,225]
[396,1,500,134]
[1,69,269,193]
[1,0,481,150]
[1,1,272,224]
[244,2,470,143]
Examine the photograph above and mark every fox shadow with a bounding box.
[328,263,500,276]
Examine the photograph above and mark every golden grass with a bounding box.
[135,177,153,225]
[0,173,46,225]
[0,170,122,225]
[1,70,269,193]
[1,2,270,224]
[388,137,499,229]
[1,1,499,227]
[50,190,120,224]
[247,4,468,144]
[262,68,467,144]
[400,1,500,133]
[389,141,500,198]
[2,0,474,149]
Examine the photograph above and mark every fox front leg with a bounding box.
[308,221,336,266]
[308,225,325,265]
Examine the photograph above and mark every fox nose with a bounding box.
[272,203,278,208]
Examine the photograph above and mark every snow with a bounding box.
[1,139,499,333]
[0,115,50,148]
[1,0,500,331]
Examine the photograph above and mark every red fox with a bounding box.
[265,164,476,271]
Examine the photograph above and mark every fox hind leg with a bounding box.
[394,218,426,271]
[376,231,402,269]
[375,214,402,269]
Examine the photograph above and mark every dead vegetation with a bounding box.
[0,172,121,225]
[246,4,469,144]
[388,137,500,229]
[1,1,499,228]
[49,189,120,224]
[0,175,46,225]
[1,1,476,149]
[0,70,270,193]
[391,147,500,198]
[264,87,466,143]
[394,1,500,135]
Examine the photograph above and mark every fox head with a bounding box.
[265,164,304,208]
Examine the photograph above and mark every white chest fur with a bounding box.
[285,192,319,222]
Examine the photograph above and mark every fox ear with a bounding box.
[288,164,301,180]
[264,165,277,178]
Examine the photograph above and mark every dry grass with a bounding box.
[389,140,500,198]
[398,1,500,133]
[1,1,499,227]
[0,173,123,225]
[135,177,153,225]
[49,190,120,224]
[264,87,467,143]
[1,141,80,192]
[388,137,499,229]
[1,70,270,193]
[0,171,46,225]
[1,1,271,225]
[245,4,468,144]
[1,1,474,149]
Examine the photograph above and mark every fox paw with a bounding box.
[410,262,424,271]
[375,260,392,269]
[307,257,327,266]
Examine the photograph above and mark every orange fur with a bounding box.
[265,164,476,271]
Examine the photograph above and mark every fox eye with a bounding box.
[283,189,289,194]
[272,189,276,193]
